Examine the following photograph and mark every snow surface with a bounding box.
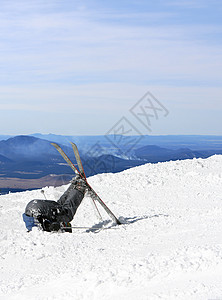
[1,155,222,300]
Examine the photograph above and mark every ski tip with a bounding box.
[51,142,58,147]
[70,142,77,147]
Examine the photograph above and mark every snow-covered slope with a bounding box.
[1,156,222,300]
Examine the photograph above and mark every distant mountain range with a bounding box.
[0,134,221,192]
[0,135,72,161]
[29,133,222,151]
[134,145,222,162]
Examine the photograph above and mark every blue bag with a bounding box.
[22,213,38,231]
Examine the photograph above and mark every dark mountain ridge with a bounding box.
[135,144,222,162]
[0,135,74,161]
[0,154,13,163]
[0,134,221,192]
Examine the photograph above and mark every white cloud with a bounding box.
[0,0,221,134]
[1,19,221,85]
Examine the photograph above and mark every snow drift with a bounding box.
[0,155,222,300]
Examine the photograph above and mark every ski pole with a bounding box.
[41,190,47,200]
[61,226,118,230]
[62,226,103,230]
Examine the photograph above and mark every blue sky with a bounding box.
[0,0,221,135]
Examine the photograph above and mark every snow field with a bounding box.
[0,155,222,299]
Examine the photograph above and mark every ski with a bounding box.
[70,142,103,222]
[51,143,78,174]
[70,142,86,178]
[51,143,121,225]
